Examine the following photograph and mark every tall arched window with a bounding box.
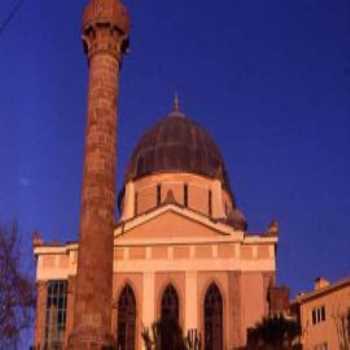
[204,283,223,350]
[160,284,180,350]
[161,284,179,322]
[117,285,136,350]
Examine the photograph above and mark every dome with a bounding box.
[124,106,235,203]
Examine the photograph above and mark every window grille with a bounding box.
[44,280,68,350]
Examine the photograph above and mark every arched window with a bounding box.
[204,283,223,350]
[160,284,180,350]
[161,284,179,322]
[117,285,136,350]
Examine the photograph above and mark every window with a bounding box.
[184,184,188,207]
[312,305,326,325]
[117,285,136,350]
[44,280,68,350]
[134,192,138,216]
[157,184,162,206]
[161,284,179,322]
[204,283,223,350]
[321,306,326,321]
[208,190,212,217]
[160,285,180,350]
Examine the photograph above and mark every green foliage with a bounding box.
[246,314,301,350]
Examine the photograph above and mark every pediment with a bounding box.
[115,206,237,242]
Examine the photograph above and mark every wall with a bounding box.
[120,173,229,220]
[33,208,277,349]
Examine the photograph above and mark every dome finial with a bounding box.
[169,92,185,118]
[174,92,180,112]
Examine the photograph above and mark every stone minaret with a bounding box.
[68,0,130,348]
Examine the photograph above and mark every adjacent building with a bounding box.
[292,277,350,350]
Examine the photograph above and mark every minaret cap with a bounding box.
[82,0,130,35]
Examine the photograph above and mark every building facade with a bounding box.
[292,277,350,350]
[33,0,280,349]
[33,106,279,349]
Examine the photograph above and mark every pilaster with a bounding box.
[229,272,243,349]
[185,271,198,331]
[142,272,155,328]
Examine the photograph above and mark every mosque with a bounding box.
[32,0,281,349]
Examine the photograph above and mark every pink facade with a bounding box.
[34,190,278,349]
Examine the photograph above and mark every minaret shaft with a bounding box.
[68,1,129,348]
[70,53,119,346]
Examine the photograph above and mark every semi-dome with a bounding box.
[125,104,234,201]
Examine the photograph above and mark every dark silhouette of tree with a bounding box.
[142,317,201,350]
[246,315,301,350]
[0,222,35,348]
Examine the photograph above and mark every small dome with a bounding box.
[125,110,234,202]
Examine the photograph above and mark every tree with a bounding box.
[0,222,35,348]
[246,315,301,350]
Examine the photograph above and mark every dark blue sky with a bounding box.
[1,0,349,301]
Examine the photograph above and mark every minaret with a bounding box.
[68,0,130,348]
